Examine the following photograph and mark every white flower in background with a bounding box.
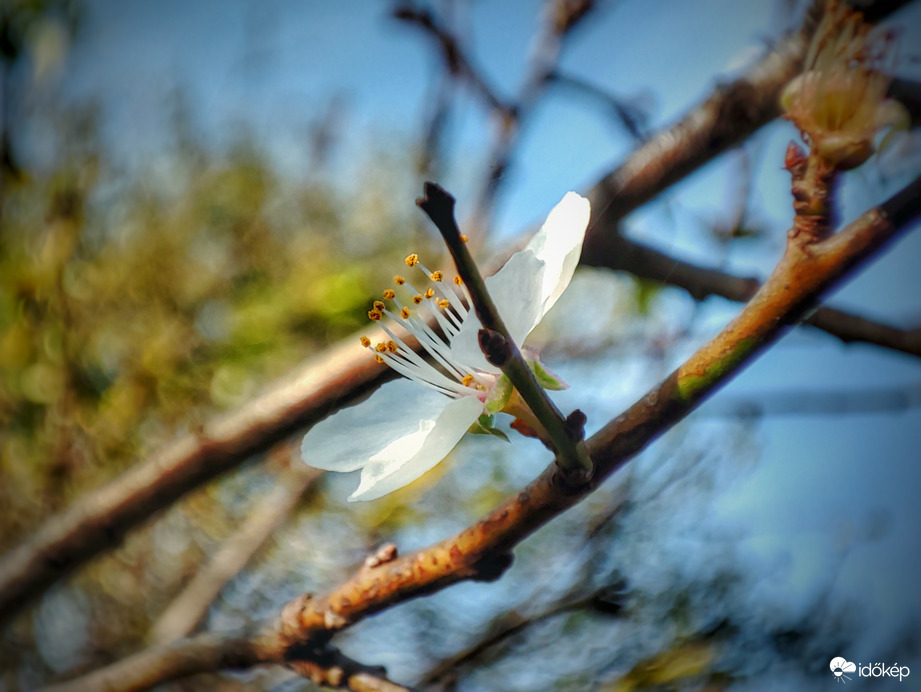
[300,192,591,501]
[781,0,909,169]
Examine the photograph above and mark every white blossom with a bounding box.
[301,192,591,501]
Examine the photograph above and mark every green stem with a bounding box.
[416,183,593,479]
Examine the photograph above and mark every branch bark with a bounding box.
[582,233,921,357]
[46,171,921,692]
[150,454,321,645]
[0,339,395,624]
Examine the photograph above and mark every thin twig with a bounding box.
[40,636,411,692]
[393,4,508,114]
[469,0,597,232]
[150,451,321,645]
[416,182,592,477]
[581,232,921,357]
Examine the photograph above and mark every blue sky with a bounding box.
[44,0,921,684]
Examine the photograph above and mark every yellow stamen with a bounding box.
[424,288,435,299]
[438,299,450,309]
[375,342,388,353]
[387,341,398,353]
[462,374,474,386]
[373,300,385,311]
[404,253,419,267]
[453,276,463,286]
[375,355,384,364]
[430,270,443,282]
[382,289,395,299]
[413,294,423,304]
[360,336,371,347]
[459,234,468,243]
[368,309,382,321]
[394,275,406,286]
[400,306,411,319]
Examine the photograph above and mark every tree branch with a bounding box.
[41,634,411,692]
[393,4,508,115]
[49,170,921,692]
[150,451,321,645]
[579,0,914,262]
[0,339,396,624]
[417,182,591,477]
[582,233,921,357]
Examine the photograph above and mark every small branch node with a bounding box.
[364,543,399,569]
[564,409,587,442]
[478,328,511,366]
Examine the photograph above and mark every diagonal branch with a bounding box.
[417,182,592,476]
[582,232,921,357]
[397,0,598,232]
[393,4,509,114]
[41,634,412,692]
[150,450,321,645]
[0,339,397,625]
[47,171,921,692]
[580,0,914,262]
[1,0,912,628]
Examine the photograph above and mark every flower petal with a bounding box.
[523,191,591,321]
[449,192,590,370]
[348,394,483,501]
[300,378,453,472]
[449,248,545,372]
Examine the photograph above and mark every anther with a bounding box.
[387,341,398,353]
[462,374,474,386]
[382,289,395,300]
[413,294,423,304]
[375,355,384,364]
[375,342,388,353]
[394,276,406,286]
[400,306,411,319]
[430,270,444,282]
[373,300,385,311]
[438,299,450,309]
[424,288,435,299]
[404,254,419,267]
[360,336,371,347]
[459,234,468,243]
[454,276,463,286]
[368,309,382,321]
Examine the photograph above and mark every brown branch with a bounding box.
[0,339,396,625]
[1,0,912,631]
[582,232,921,357]
[469,0,597,232]
[49,171,921,692]
[579,0,914,263]
[150,452,321,645]
[40,634,410,692]
[393,4,509,114]
[398,1,598,232]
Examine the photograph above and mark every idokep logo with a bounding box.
[829,657,911,684]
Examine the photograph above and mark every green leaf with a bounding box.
[468,413,510,441]
[528,354,568,391]
[484,374,513,413]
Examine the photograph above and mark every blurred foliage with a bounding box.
[0,87,433,677]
